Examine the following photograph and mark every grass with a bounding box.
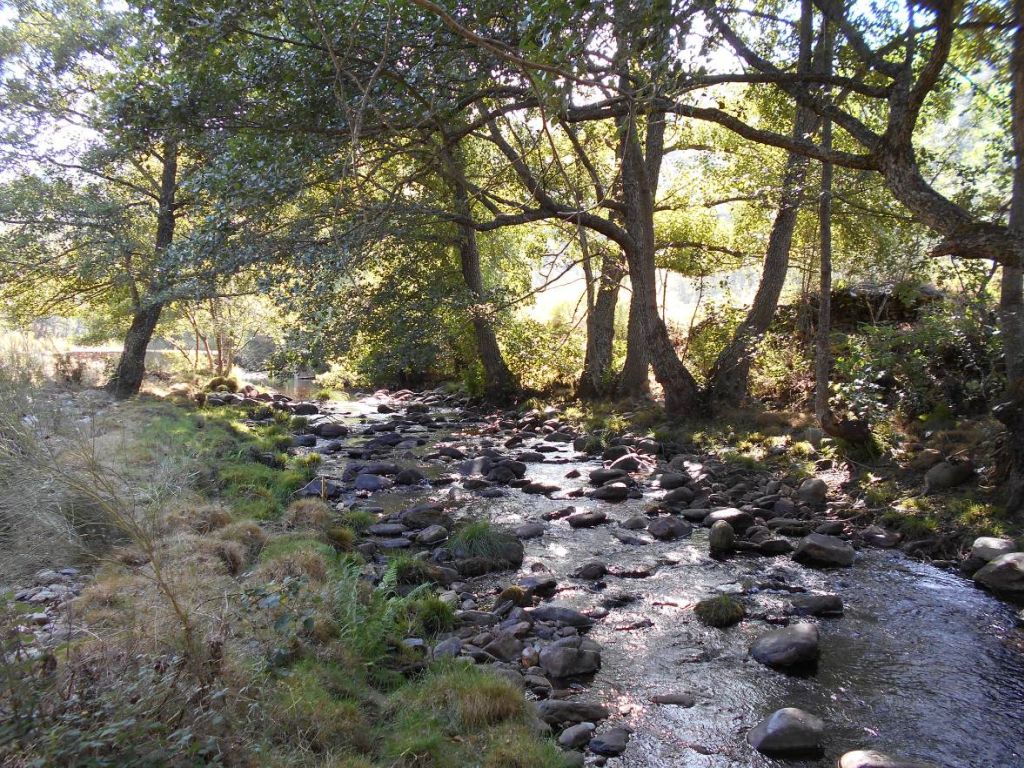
[448,520,517,560]
[1,389,567,768]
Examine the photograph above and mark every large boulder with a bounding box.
[924,459,974,491]
[705,508,753,533]
[647,516,692,541]
[746,707,824,756]
[971,536,1017,563]
[536,699,610,726]
[709,520,736,556]
[792,533,855,567]
[797,477,828,504]
[539,636,601,678]
[589,727,630,756]
[589,483,629,502]
[973,552,1024,602]
[750,623,820,669]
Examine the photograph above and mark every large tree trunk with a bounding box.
[997,8,1024,515]
[618,111,701,414]
[441,141,517,401]
[706,114,814,406]
[616,285,650,398]
[107,141,177,399]
[579,248,625,399]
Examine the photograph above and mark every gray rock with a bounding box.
[483,633,524,662]
[659,473,689,490]
[705,507,754,533]
[971,536,1017,563]
[432,636,462,659]
[395,468,426,485]
[536,700,610,725]
[797,477,828,504]
[354,473,392,491]
[647,516,692,541]
[589,726,629,756]
[767,518,814,536]
[568,510,608,528]
[861,525,901,548]
[924,459,974,491]
[539,638,601,678]
[558,722,596,749]
[575,561,608,580]
[531,605,595,628]
[709,520,736,555]
[663,486,695,504]
[649,692,696,707]
[791,593,843,617]
[750,623,820,669]
[515,521,547,539]
[758,537,794,556]
[589,483,629,502]
[590,468,627,485]
[415,525,449,545]
[620,515,647,530]
[610,454,642,472]
[973,552,1024,601]
[746,707,824,756]
[793,533,855,567]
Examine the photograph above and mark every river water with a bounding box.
[316,395,1024,768]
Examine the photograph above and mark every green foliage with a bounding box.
[499,317,584,392]
[449,520,517,560]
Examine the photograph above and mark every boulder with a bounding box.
[567,510,608,528]
[610,454,642,472]
[558,722,596,749]
[791,593,844,617]
[530,605,595,629]
[539,637,601,678]
[589,483,629,502]
[663,486,695,505]
[973,552,1024,602]
[574,561,607,580]
[705,508,754,533]
[659,473,689,490]
[709,520,736,555]
[536,700,610,725]
[924,459,974,491]
[647,516,692,541]
[515,521,546,539]
[797,477,828,504]
[589,468,627,485]
[861,525,901,548]
[750,623,820,669]
[792,533,855,567]
[746,707,824,756]
[354,473,392,492]
[971,536,1017,563]
[415,525,449,545]
[589,726,630,756]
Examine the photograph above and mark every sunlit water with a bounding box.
[313,396,1024,768]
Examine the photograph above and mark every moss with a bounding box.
[694,595,745,628]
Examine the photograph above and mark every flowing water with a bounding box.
[316,395,1024,768]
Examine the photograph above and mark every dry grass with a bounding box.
[285,498,333,530]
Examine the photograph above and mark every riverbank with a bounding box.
[3,384,1023,767]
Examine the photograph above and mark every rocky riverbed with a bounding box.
[15,386,1024,767]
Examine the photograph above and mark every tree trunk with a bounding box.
[997,7,1024,514]
[707,0,815,409]
[617,284,650,398]
[618,110,701,413]
[815,10,835,422]
[441,141,517,401]
[107,141,177,399]
[579,249,625,399]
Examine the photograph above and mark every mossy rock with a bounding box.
[694,594,745,628]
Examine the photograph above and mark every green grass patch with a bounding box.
[449,520,517,560]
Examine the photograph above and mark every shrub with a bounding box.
[448,520,517,560]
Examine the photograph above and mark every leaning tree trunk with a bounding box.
[107,141,177,399]
[442,141,518,401]
[579,250,625,399]
[707,0,816,409]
